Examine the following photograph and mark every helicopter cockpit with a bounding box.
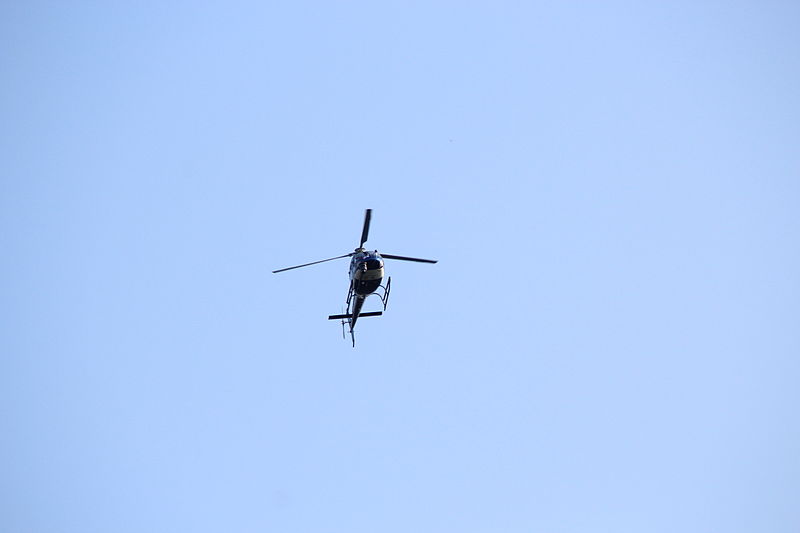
[363,256,384,270]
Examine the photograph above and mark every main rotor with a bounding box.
[272,209,437,273]
[359,208,372,249]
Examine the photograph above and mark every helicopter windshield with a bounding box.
[365,258,383,270]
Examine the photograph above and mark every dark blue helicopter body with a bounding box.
[350,250,385,295]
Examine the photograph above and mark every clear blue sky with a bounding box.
[2,2,799,532]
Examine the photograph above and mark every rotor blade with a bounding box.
[380,253,438,264]
[359,208,372,248]
[272,253,352,273]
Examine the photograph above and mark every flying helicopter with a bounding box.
[272,209,437,346]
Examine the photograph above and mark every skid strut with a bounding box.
[379,276,391,310]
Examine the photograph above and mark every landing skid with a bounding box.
[378,276,391,310]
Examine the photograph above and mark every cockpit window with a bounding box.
[365,258,383,270]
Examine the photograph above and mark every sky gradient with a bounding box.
[2,2,799,532]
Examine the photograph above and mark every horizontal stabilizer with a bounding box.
[328,311,383,320]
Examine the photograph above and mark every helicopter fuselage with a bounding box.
[349,249,385,296]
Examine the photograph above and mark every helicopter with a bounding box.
[272,209,437,346]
